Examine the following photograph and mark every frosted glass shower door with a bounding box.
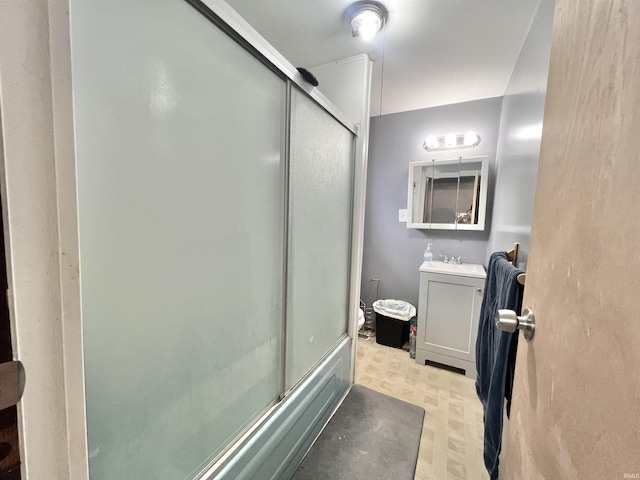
[70,1,285,479]
[286,89,355,389]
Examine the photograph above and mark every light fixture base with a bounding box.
[423,132,482,152]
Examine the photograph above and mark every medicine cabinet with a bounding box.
[407,156,489,230]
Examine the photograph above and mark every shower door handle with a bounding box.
[495,308,536,341]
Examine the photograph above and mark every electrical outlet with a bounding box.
[398,209,408,222]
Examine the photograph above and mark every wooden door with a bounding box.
[503,1,640,477]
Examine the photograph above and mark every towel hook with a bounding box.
[495,308,535,341]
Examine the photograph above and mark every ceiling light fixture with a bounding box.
[423,131,482,151]
[348,2,387,41]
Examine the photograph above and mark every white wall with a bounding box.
[486,1,555,269]
[361,97,503,309]
[311,55,371,128]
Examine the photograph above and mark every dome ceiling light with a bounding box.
[348,2,387,41]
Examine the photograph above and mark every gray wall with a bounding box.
[361,98,503,308]
[486,0,555,269]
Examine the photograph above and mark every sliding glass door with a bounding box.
[69,1,356,478]
[286,89,354,390]
[71,1,285,478]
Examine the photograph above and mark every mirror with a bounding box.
[408,156,488,230]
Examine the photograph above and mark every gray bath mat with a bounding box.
[291,384,425,480]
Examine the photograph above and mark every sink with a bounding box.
[420,261,486,279]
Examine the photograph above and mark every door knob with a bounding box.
[495,308,535,341]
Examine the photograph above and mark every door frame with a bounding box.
[0,0,88,478]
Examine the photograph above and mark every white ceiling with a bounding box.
[224,0,541,116]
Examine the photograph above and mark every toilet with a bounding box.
[358,307,365,330]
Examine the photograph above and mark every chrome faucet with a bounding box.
[440,255,467,264]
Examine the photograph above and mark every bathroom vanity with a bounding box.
[415,261,486,379]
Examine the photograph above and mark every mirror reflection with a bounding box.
[429,162,460,224]
[456,161,483,225]
[408,157,488,230]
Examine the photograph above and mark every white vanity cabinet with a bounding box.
[415,261,486,379]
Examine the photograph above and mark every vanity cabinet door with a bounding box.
[416,272,484,376]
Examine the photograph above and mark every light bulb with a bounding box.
[425,135,438,149]
[352,10,382,41]
[464,131,479,146]
[359,22,378,41]
[445,133,457,147]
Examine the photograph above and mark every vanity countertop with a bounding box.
[420,261,487,279]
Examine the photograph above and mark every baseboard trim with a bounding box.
[415,349,477,379]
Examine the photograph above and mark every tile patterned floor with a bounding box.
[355,337,489,480]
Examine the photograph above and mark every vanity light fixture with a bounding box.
[423,131,482,151]
[348,2,387,41]
[444,133,457,147]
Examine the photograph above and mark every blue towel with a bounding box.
[475,252,524,480]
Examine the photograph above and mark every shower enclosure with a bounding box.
[54,0,357,478]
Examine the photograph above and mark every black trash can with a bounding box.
[372,299,416,349]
